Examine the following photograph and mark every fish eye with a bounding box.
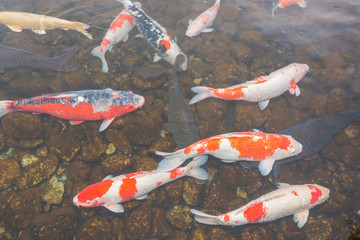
[86,200,91,204]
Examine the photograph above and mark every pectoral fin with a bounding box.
[258,158,275,176]
[202,28,214,33]
[105,203,124,213]
[99,118,114,132]
[221,159,235,163]
[7,25,22,32]
[32,29,46,34]
[103,175,113,181]
[69,120,84,125]
[289,84,301,96]
[135,194,148,200]
[293,209,309,228]
[258,100,270,110]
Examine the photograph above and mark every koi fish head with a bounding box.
[73,179,114,208]
[112,91,145,110]
[307,184,330,206]
[272,135,303,160]
[287,135,303,156]
[186,16,209,37]
[287,63,309,83]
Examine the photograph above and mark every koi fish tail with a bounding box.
[190,86,215,104]
[155,149,188,171]
[190,209,221,225]
[91,46,108,73]
[52,48,79,72]
[72,22,92,39]
[0,101,12,118]
[185,156,209,180]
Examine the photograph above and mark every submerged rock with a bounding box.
[105,129,132,154]
[101,154,132,176]
[150,208,172,238]
[65,161,90,182]
[166,205,192,232]
[77,217,112,240]
[47,130,82,162]
[39,175,65,204]
[2,112,43,139]
[0,159,20,191]
[125,206,151,240]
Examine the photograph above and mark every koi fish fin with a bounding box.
[155,149,187,171]
[52,48,79,72]
[99,118,115,132]
[202,28,214,33]
[293,209,309,228]
[190,86,215,104]
[252,128,262,132]
[7,25,22,32]
[105,203,124,213]
[258,100,270,110]
[103,175,113,181]
[289,84,301,96]
[0,101,12,118]
[32,29,46,34]
[185,156,209,181]
[258,158,275,176]
[135,194,148,200]
[239,161,258,169]
[296,0,307,8]
[73,22,92,39]
[221,159,234,163]
[190,209,221,225]
[91,46,109,73]
[188,19,193,24]
[277,182,291,188]
[153,52,165,62]
[69,120,84,126]
[271,3,278,18]
[122,34,129,42]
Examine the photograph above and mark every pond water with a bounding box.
[0,0,359,239]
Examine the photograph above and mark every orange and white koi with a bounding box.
[91,3,141,73]
[191,183,329,228]
[272,0,307,17]
[156,131,302,176]
[185,0,221,37]
[190,63,309,110]
[116,0,188,71]
[0,11,92,39]
[0,89,144,132]
[73,157,208,213]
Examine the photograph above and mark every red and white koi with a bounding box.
[0,88,144,132]
[191,183,329,228]
[156,131,302,176]
[185,0,221,37]
[116,0,188,71]
[190,63,309,110]
[272,0,307,17]
[73,157,208,213]
[91,2,141,73]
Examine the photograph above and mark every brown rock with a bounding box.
[240,225,275,239]
[2,112,42,139]
[16,155,58,190]
[326,88,354,115]
[321,191,351,213]
[6,137,44,149]
[5,188,42,230]
[303,215,334,239]
[170,231,188,240]
[337,170,360,191]
[65,161,90,182]
[308,94,327,117]
[0,159,20,190]
[38,175,65,204]
[322,52,347,68]
[208,227,232,240]
[189,227,207,240]
[213,61,249,82]
[101,154,132,176]
[31,207,77,240]
[231,42,253,63]
[125,206,151,240]
[166,205,192,232]
[8,75,48,96]
[220,2,241,21]
[123,114,160,145]
[47,130,82,162]
[265,107,307,132]
[341,144,360,169]
[183,178,205,206]
[235,102,270,131]
[64,69,91,90]
[105,129,132,154]
[238,30,268,47]
[77,217,112,240]
[195,41,230,63]
[165,179,183,205]
[150,208,172,238]
[312,68,352,90]
[195,98,227,124]
[81,130,107,162]
[150,135,176,153]
[0,129,4,151]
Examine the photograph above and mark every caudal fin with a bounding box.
[156,149,188,171]
[0,101,12,118]
[185,156,209,180]
[91,46,109,73]
[190,209,221,225]
[53,48,79,72]
[190,86,215,105]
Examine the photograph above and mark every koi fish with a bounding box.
[91,3,141,73]
[0,45,78,71]
[156,131,302,176]
[116,0,188,71]
[0,11,92,39]
[189,63,309,110]
[185,0,221,37]
[73,156,208,213]
[272,0,307,17]
[0,89,144,132]
[191,183,329,228]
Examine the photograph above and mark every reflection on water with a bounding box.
[0,0,359,239]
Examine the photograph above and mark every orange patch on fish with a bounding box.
[77,179,114,203]
[200,13,211,24]
[169,168,185,179]
[289,78,297,91]
[212,86,248,99]
[157,181,162,186]
[101,39,111,52]
[291,191,299,196]
[184,137,222,155]
[254,76,268,84]
[243,202,267,222]
[308,185,322,204]
[223,214,230,222]
[110,14,134,32]
[119,177,138,202]
[159,39,171,52]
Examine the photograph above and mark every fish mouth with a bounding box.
[135,95,145,108]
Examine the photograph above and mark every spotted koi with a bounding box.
[190,63,309,110]
[272,0,307,17]
[0,88,144,132]
[73,157,208,212]
[190,183,329,228]
[156,131,303,176]
[116,0,188,71]
[186,0,221,37]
